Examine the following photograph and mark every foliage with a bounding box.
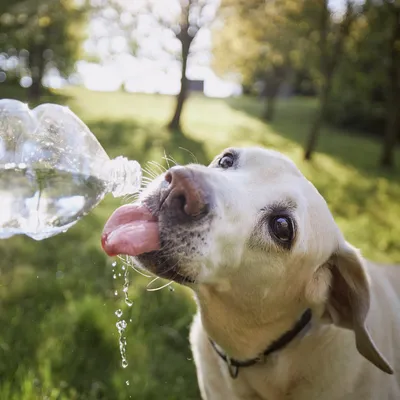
[326,1,396,134]
[214,0,399,155]
[213,0,311,91]
[0,0,88,88]
[0,86,399,399]
[213,0,329,122]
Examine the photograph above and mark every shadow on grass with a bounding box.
[0,83,71,108]
[225,96,400,180]
[87,119,209,168]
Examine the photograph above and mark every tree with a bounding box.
[167,0,206,130]
[89,0,215,131]
[134,0,215,131]
[314,0,399,168]
[303,0,358,160]
[214,0,309,121]
[380,1,400,168]
[164,0,216,131]
[127,0,216,131]
[0,0,88,99]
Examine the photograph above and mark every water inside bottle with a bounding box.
[0,164,108,240]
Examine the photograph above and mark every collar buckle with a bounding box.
[226,357,239,379]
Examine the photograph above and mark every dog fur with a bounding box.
[135,147,400,400]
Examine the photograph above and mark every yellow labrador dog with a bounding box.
[102,147,399,400]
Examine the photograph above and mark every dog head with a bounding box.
[102,146,392,374]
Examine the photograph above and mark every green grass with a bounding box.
[0,86,399,399]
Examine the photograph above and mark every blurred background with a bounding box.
[0,0,399,399]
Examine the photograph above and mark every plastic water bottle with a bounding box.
[0,99,142,241]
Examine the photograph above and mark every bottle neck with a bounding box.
[107,156,142,197]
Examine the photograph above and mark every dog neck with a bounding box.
[208,308,312,378]
[194,282,312,362]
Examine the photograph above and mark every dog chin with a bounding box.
[134,251,196,285]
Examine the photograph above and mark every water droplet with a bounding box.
[125,299,133,307]
[169,286,175,292]
[112,261,117,267]
[116,319,129,369]
[116,320,127,330]
[122,267,133,308]
[126,380,130,386]
[111,262,133,369]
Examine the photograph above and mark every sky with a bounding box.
[70,0,348,97]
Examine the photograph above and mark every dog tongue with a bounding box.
[101,204,160,257]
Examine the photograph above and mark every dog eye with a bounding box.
[218,153,234,169]
[270,216,294,243]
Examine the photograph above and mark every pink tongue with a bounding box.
[101,204,160,257]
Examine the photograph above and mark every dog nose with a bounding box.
[162,166,210,219]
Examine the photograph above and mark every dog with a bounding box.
[102,147,399,400]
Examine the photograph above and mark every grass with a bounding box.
[0,85,399,399]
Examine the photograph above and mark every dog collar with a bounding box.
[209,308,312,379]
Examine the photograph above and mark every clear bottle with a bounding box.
[0,99,142,240]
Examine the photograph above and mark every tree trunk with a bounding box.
[29,77,42,100]
[263,77,280,122]
[28,45,46,101]
[304,82,330,160]
[168,41,190,132]
[303,0,354,161]
[262,66,288,122]
[264,92,277,122]
[380,6,400,168]
[304,0,330,160]
[381,103,400,168]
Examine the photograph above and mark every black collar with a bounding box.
[209,308,312,379]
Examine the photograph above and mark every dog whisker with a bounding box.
[179,147,198,164]
[163,149,172,169]
[118,255,153,278]
[163,154,180,167]
[146,276,160,289]
[122,193,140,203]
[148,160,167,174]
[142,166,159,179]
[162,154,179,167]
[146,279,174,292]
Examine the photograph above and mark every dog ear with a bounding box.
[325,242,393,374]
